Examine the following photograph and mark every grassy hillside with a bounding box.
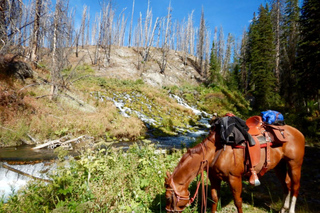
[0,53,251,147]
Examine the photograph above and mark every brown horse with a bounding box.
[165,122,305,213]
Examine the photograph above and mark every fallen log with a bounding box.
[31,138,63,150]
[32,135,86,150]
[60,135,86,146]
[2,164,52,183]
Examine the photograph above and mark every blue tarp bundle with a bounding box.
[261,110,284,124]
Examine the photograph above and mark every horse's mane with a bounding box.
[173,131,215,174]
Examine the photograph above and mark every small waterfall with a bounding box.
[91,91,212,148]
[169,93,211,127]
[92,91,158,127]
[152,94,212,148]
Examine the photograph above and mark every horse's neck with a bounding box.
[172,132,217,189]
[173,153,203,188]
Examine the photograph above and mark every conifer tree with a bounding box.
[246,4,278,109]
[280,0,300,108]
[297,0,320,111]
[209,41,221,85]
[239,28,249,93]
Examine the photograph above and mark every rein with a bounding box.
[166,139,223,212]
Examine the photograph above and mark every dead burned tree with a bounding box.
[159,2,172,74]
[197,8,206,76]
[100,3,114,67]
[115,8,127,47]
[222,33,233,78]
[80,5,87,49]
[187,11,195,56]
[0,0,7,48]
[93,1,114,68]
[217,26,225,74]
[140,0,154,62]
[0,0,24,54]
[142,17,159,62]
[128,0,135,47]
[30,0,42,62]
[133,12,142,70]
[93,12,101,65]
[50,0,71,100]
[204,29,211,79]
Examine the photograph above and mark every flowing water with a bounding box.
[0,94,211,200]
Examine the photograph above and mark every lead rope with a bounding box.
[189,144,207,206]
[189,143,220,213]
[201,158,209,213]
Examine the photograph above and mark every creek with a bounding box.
[0,94,211,201]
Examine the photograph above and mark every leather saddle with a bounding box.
[244,116,288,185]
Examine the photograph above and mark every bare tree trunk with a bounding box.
[134,13,143,70]
[143,17,159,62]
[156,18,161,48]
[75,29,80,57]
[119,12,127,46]
[159,2,171,74]
[0,0,7,48]
[204,29,211,79]
[187,11,194,55]
[197,8,205,76]
[94,12,102,66]
[30,0,42,62]
[80,5,87,49]
[222,33,233,78]
[217,26,225,74]
[50,0,69,100]
[128,0,134,47]
[51,1,59,100]
[86,9,90,46]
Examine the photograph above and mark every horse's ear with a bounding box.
[166,171,171,177]
[165,171,171,181]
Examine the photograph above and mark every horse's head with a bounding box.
[164,171,190,212]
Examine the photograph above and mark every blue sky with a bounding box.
[71,0,268,41]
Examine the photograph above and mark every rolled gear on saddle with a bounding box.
[261,110,284,125]
[213,114,255,146]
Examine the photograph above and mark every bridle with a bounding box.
[165,143,212,212]
[165,177,191,212]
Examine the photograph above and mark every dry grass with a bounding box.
[0,72,147,146]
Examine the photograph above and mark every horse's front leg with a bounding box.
[209,174,221,213]
[229,174,243,213]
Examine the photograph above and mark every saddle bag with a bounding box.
[266,125,287,143]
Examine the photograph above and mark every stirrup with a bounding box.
[249,168,261,186]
